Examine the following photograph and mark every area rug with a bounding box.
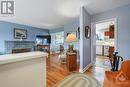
[95,58,111,69]
[54,73,100,87]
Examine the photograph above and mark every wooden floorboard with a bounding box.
[47,54,110,87]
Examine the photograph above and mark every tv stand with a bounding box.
[37,44,50,55]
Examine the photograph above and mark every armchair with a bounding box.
[103,60,130,87]
[59,45,66,63]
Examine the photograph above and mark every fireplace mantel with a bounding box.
[5,41,35,54]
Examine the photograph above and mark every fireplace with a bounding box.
[5,41,35,54]
[12,48,31,54]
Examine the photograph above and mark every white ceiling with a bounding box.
[0,0,130,29]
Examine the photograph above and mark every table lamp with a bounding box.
[65,33,78,52]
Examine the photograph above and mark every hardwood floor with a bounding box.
[47,54,110,87]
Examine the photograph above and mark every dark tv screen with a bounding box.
[36,35,51,44]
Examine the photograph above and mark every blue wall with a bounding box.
[49,27,64,34]
[0,21,49,54]
[64,20,79,50]
[80,7,91,72]
[91,4,130,59]
[49,20,80,50]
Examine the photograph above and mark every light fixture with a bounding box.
[65,33,78,52]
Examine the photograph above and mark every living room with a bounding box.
[0,0,130,87]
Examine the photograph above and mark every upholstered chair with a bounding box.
[103,60,130,87]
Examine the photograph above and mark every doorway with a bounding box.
[95,19,117,68]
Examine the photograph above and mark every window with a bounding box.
[55,32,64,44]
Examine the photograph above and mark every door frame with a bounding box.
[91,18,118,64]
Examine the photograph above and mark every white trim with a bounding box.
[95,18,118,51]
[114,18,118,51]
[91,22,96,65]
[91,18,118,64]
[79,6,84,73]
[0,51,47,65]
[79,63,92,73]
[79,69,83,73]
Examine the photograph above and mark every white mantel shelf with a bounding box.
[0,51,48,65]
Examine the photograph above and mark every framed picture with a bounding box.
[14,28,27,39]
[85,26,91,38]
[77,27,80,39]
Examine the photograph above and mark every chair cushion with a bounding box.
[115,71,128,81]
[59,54,66,59]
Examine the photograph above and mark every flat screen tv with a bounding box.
[36,35,51,45]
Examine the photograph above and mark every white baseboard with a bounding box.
[79,63,92,73]
[79,69,83,73]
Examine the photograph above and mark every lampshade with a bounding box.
[65,33,78,43]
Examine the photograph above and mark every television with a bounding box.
[36,35,51,45]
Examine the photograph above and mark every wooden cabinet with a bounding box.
[109,46,114,57]
[37,45,50,54]
[109,25,114,38]
[66,52,77,71]
[104,25,114,39]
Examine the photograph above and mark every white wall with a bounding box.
[0,58,46,87]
